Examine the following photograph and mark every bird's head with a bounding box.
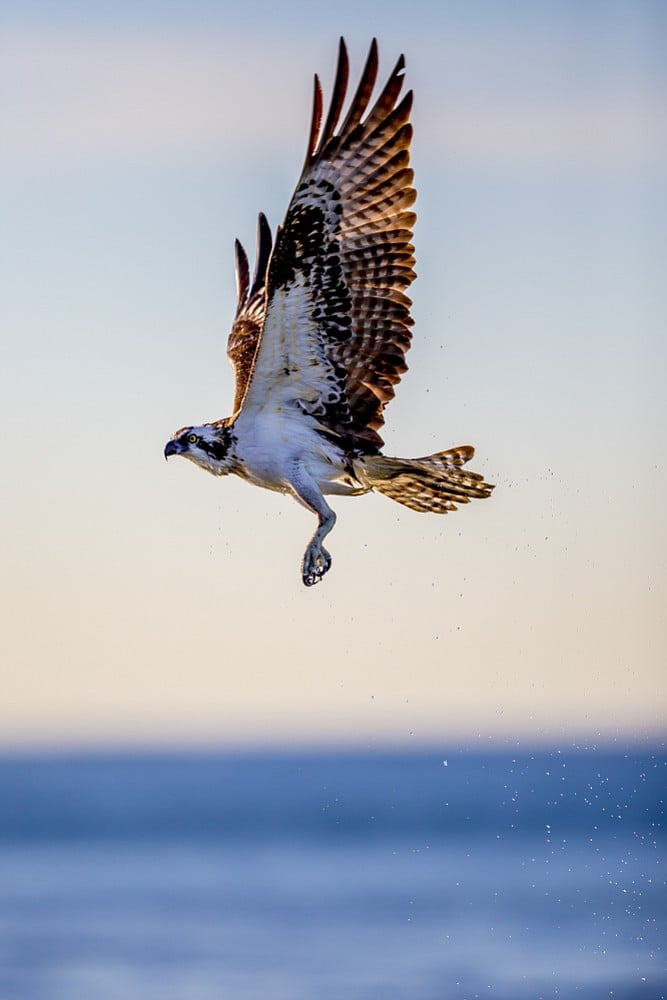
[164,422,235,476]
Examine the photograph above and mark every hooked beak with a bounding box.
[164,439,182,460]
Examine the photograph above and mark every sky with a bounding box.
[1,0,665,748]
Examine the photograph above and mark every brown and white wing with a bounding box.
[239,39,416,452]
[226,213,272,415]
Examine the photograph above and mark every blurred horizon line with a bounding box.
[0,733,664,758]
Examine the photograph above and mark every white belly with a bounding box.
[233,407,363,497]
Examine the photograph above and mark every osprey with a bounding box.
[165,39,493,586]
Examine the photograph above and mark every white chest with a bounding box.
[233,408,343,494]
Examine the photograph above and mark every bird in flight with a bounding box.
[165,39,493,586]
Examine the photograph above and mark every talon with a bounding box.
[301,544,332,586]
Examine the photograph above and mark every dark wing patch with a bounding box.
[226,213,272,414]
[240,39,417,453]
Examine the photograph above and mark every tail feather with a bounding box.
[355,446,494,514]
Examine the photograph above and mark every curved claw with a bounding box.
[302,544,332,587]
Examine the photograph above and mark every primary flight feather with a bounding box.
[165,39,494,586]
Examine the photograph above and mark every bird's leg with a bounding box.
[289,468,337,587]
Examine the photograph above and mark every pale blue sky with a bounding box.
[1,1,665,746]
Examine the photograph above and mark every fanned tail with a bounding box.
[354,446,494,513]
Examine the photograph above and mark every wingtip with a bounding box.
[257,211,271,240]
[338,37,349,71]
[243,211,273,299]
[317,36,350,151]
[304,73,323,164]
[234,238,249,304]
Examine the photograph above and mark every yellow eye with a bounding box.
[188,433,198,444]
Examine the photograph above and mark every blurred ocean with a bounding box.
[0,748,664,1000]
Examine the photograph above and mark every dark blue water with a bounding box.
[0,747,664,999]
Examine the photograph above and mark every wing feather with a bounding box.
[338,38,378,137]
[226,213,272,414]
[361,54,407,129]
[318,38,349,149]
[304,77,323,164]
[240,40,417,451]
[234,239,250,304]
